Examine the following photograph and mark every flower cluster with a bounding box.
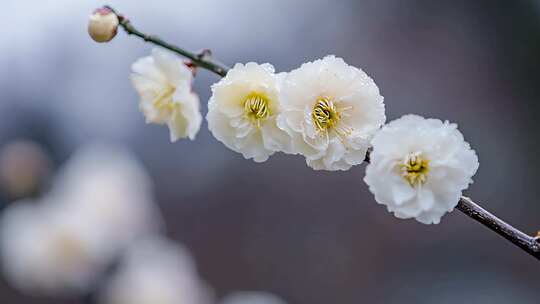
[0,145,162,295]
[130,50,479,224]
[207,56,386,169]
[1,143,286,304]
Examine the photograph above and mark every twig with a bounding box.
[105,5,229,77]
[101,5,540,261]
[456,196,540,260]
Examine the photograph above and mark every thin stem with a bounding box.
[101,5,540,261]
[457,196,540,260]
[105,6,230,77]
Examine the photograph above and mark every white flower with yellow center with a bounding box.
[364,115,479,224]
[131,48,202,142]
[277,55,385,170]
[207,63,291,162]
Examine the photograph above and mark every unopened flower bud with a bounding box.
[88,7,119,43]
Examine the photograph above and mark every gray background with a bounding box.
[1,0,539,303]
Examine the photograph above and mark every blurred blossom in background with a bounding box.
[1,199,106,294]
[1,143,279,304]
[50,145,163,252]
[2,0,540,303]
[0,144,161,296]
[100,237,214,304]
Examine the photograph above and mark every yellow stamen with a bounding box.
[312,97,340,131]
[153,86,177,112]
[312,97,354,139]
[400,152,430,187]
[244,93,270,127]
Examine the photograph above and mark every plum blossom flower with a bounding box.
[100,237,213,304]
[131,48,202,142]
[0,201,112,295]
[364,115,479,224]
[277,55,385,170]
[207,63,291,162]
[51,144,163,250]
[0,144,162,295]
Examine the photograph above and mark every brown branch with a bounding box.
[456,196,540,260]
[104,6,230,77]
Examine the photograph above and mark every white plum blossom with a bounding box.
[219,291,288,304]
[0,200,112,295]
[207,63,291,162]
[0,144,163,295]
[277,55,385,170]
[51,144,163,252]
[131,48,202,142]
[364,115,479,224]
[100,237,213,304]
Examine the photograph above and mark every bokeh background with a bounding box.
[1,0,540,303]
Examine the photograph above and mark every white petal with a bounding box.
[152,48,192,85]
[391,182,416,206]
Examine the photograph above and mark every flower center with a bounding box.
[153,86,177,112]
[244,93,270,126]
[400,152,430,187]
[312,97,340,132]
[311,97,354,139]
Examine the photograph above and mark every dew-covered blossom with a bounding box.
[364,115,479,224]
[277,55,385,170]
[219,291,288,304]
[0,201,112,295]
[131,48,202,142]
[207,63,292,162]
[100,237,213,304]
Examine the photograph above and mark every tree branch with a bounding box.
[456,196,540,259]
[99,5,540,261]
[104,6,230,77]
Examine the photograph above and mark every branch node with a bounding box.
[197,49,213,60]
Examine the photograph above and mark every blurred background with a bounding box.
[1,0,540,303]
